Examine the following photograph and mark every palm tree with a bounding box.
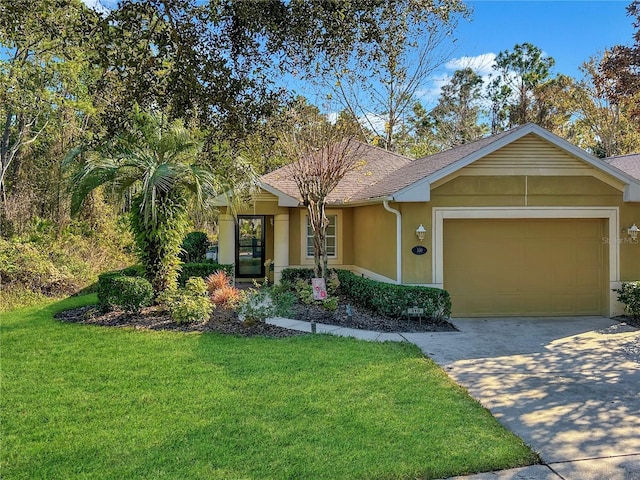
[65,108,220,293]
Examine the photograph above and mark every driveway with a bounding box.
[403,317,640,480]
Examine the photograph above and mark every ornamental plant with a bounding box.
[65,108,221,294]
[159,277,213,324]
[614,281,640,319]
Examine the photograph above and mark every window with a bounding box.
[306,215,337,257]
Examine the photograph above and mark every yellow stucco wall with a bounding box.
[398,202,432,284]
[288,208,301,266]
[351,204,397,280]
[396,174,640,285]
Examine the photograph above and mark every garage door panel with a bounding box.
[444,219,605,317]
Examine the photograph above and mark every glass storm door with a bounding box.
[236,216,265,278]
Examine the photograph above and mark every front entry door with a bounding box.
[236,216,265,278]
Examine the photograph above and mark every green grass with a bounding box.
[1,295,538,479]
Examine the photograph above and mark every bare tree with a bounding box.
[280,123,364,280]
[314,0,468,152]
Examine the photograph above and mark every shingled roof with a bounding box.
[350,126,525,201]
[260,140,411,204]
[606,153,640,181]
[259,124,640,205]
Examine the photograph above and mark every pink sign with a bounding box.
[312,278,327,300]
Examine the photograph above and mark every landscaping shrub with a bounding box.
[237,285,296,324]
[237,288,276,325]
[97,268,152,313]
[159,277,213,324]
[206,270,232,294]
[179,231,210,263]
[292,279,338,312]
[294,279,315,305]
[281,268,316,284]
[211,285,242,308]
[111,277,154,314]
[614,281,640,319]
[179,262,233,285]
[281,267,452,321]
[336,269,451,321]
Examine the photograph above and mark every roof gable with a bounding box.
[354,123,640,203]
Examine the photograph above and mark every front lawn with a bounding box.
[1,295,538,479]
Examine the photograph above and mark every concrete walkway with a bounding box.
[267,316,640,480]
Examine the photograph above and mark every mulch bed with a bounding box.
[290,295,456,333]
[55,296,456,338]
[55,305,305,338]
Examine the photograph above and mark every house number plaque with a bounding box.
[411,245,428,255]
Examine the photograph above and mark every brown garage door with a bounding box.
[444,218,606,317]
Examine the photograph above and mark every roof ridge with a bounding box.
[606,152,640,160]
[413,124,527,162]
[355,141,413,161]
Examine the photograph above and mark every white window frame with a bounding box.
[305,214,338,259]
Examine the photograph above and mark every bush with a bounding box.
[97,273,153,313]
[179,262,233,285]
[614,281,640,319]
[281,268,317,284]
[294,279,315,305]
[206,271,232,294]
[237,288,276,325]
[211,285,242,308]
[113,277,153,314]
[237,285,296,324]
[159,277,213,324]
[292,278,339,312]
[335,270,451,322]
[179,231,210,263]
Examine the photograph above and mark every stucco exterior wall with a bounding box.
[397,174,640,286]
[351,204,397,281]
[288,208,301,266]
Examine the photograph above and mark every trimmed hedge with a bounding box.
[614,281,640,319]
[178,262,234,285]
[280,267,451,321]
[281,268,322,284]
[97,271,153,313]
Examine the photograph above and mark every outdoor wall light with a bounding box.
[416,224,427,241]
[628,224,639,240]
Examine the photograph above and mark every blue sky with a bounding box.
[454,1,634,79]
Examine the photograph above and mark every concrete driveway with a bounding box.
[404,317,640,480]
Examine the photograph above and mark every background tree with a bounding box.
[571,55,640,157]
[488,43,556,130]
[0,0,98,228]
[314,0,468,152]
[430,68,488,150]
[529,73,576,134]
[396,102,439,158]
[279,119,364,280]
[66,109,220,293]
[598,1,640,123]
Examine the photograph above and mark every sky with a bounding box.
[453,0,634,79]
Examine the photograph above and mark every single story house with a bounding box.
[215,123,640,317]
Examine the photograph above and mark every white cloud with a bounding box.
[445,53,496,76]
[358,112,386,135]
[80,0,110,14]
[412,73,453,108]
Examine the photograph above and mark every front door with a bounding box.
[236,216,265,278]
